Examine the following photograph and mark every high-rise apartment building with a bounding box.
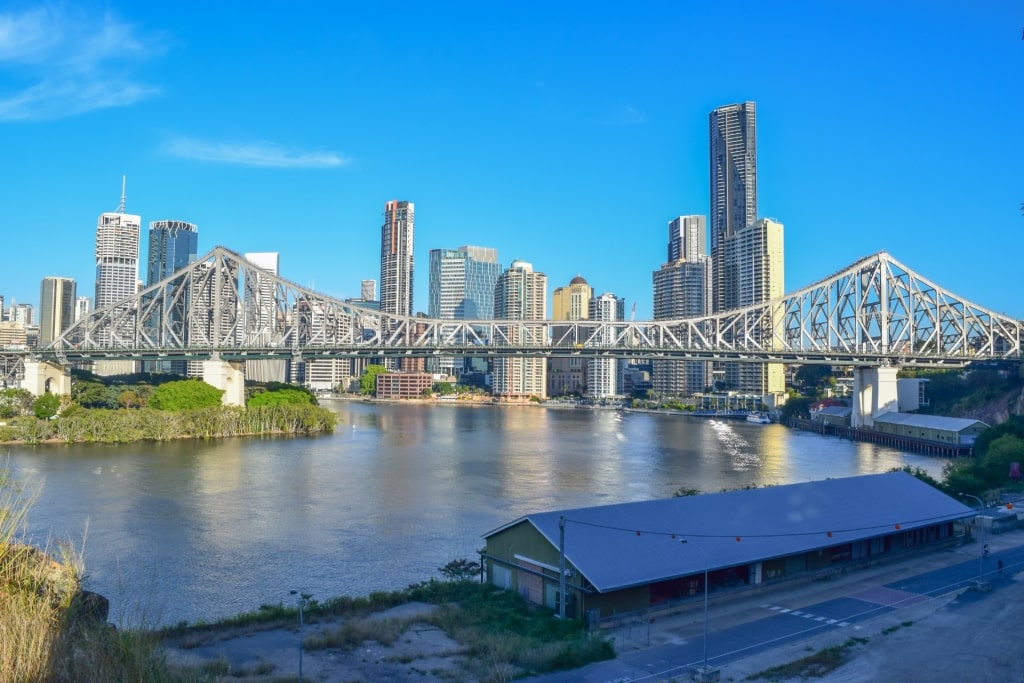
[39,276,76,347]
[493,260,547,400]
[548,275,593,397]
[709,102,757,254]
[588,292,625,398]
[361,280,376,302]
[380,200,415,317]
[668,215,707,264]
[652,255,712,396]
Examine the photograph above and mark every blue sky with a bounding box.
[2,1,1022,320]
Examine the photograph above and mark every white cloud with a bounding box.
[163,137,350,169]
[0,6,161,121]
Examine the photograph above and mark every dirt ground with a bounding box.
[161,602,478,682]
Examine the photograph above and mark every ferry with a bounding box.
[746,411,771,424]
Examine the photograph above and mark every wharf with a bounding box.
[790,418,973,457]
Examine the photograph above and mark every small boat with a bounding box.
[746,411,771,424]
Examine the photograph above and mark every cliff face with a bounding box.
[961,386,1024,426]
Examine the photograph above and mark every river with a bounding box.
[4,401,949,627]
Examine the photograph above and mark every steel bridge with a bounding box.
[2,246,1021,376]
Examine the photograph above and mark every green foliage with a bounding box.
[890,466,943,491]
[438,558,482,582]
[672,485,702,497]
[72,380,118,409]
[975,434,1024,490]
[912,366,1024,416]
[247,388,314,408]
[794,365,834,391]
[149,380,224,411]
[0,388,34,418]
[32,393,61,420]
[433,382,455,396]
[359,365,387,395]
[780,396,813,422]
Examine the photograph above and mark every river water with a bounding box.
[5,401,948,627]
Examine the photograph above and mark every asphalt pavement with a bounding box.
[525,527,1024,682]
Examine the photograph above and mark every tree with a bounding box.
[149,380,224,411]
[32,393,60,420]
[0,388,34,418]
[359,365,387,395]
[438,558,482,582]
[247,388,315,407]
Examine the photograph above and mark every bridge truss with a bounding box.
[3,247,1020,383]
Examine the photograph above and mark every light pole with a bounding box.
[959,493,988,581]
[290,589,305,682]
[681,538,711,680]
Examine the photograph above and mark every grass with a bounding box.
[881,620,914,636]
[747,637,869,681]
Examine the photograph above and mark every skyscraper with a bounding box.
[548,275,593,397]
[94,179,140,375]
[493,260,546,400]
[147,220,198,285]
[588,292,625,398]
[95,180,141,311]
[428,245,501,320]
[668,215,707,263]
[380,200,415,317]
[39,277,76,347]
[652,256,712,397]
[709,102,757,254]
[716,218,786,395]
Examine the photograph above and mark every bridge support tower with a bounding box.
[202,358,246,407]
[851,365,899,428]
[22,360,71,399]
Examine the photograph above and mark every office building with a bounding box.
[428,245,501,376]
[548,275,593,397]
[147,220,198,285]
[74,296,92,323]
[93,180,141,375]
[380,200,415,317]
[39,277,77,347]
[493,260,547,400]
[588,292,625,398]
[361,279,376,302]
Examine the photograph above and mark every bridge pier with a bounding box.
[22,360,71,399]
[202,359,246,407]
[851,365,898,428]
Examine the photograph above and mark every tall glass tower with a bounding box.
[39,276,76,347]
[147,220,198,285]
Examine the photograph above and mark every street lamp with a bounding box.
[681,538,712,680]
[290,589,305,682]
[959,493,988,581]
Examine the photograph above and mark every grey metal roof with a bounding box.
[873,411,988,432]
[484,472,973,593]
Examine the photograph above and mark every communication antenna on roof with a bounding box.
[117,175,126,214]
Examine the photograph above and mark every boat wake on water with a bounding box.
[709,419,760,471]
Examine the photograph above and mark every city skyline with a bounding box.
[1,3,1022,321]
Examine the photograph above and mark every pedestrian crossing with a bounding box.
[760,604,857,628]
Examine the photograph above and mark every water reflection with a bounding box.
[7,402,948,626]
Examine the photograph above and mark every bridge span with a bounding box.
[3,247,1021,426]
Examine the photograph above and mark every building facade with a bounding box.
[493,260,547,400]
[588,292,624,398]
[668,215,707,264]
[38,277,77,348]
[380,200,415,317]
[428,245,501,376]
[715,218,785,395]
[94,182,141,375]
[243,252,286,383]
[652,256,712,396]
[548,275,593,397]
[709,102,757,253]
